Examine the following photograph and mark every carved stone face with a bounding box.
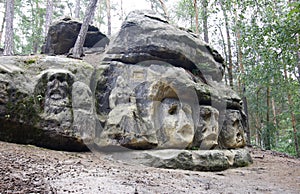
[191,106,219,150]
[219,110,246,148]
[44,72,72,115]
[156,98,194,148]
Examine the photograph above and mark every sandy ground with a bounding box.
[0,141,299,194]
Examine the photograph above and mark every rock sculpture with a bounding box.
[191,106,219,150]
[0,10,252,171]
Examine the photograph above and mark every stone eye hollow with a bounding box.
[168,104,177,115]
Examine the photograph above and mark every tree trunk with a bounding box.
[4,0,14,56]
[120,0,124,21]
[220,0,233,89]
[265,86,271,150]
[71,0,98,59]
[202,0,209,43]
[234,3,250,145]
[44,0,53,38]
[0,13,5,46]
[284,65,300,157]
[297,34,300,84]
[193,0,199,34]
[256,89,262,147]
[158,0,169,20]
[106,0,111,36]
[75,0,81,19]
[271,96,279,146]
[217,24,228,85]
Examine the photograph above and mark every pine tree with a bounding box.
[4,0,15,56]
[44,0,54,38]
[71,0,98,59]
[106,0,111,36]
[75,0,81,19]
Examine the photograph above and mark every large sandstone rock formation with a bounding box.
[0,10,251,170]
[95,10,246,150]
[0,56,95,151]
[41,17,109,55]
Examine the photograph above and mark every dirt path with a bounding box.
[0,141,299,194]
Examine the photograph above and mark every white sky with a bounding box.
[0,0,178,35]
[109,0,152,34]
[108,0,178,35]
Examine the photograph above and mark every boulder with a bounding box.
[0,10,251,171]
[41,17,109,55]
[0,56,95,151]
[95,10,246,150]
[103,11,224,82]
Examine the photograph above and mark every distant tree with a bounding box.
[174,0,195,29]
[158,0,169,19]
[219,0,233,89]
[147,0,169,19]
[120,0,124,21]
[44,0,54,38]
[4,0,14,55]
[201,0,209,43]
[193,0,199,34]
[106,0,111,36]
[71,0,98,59]
[75,0,80,19]
[0,9,5,46]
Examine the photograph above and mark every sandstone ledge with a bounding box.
[112,148,253,171]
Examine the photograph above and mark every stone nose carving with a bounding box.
[156,98,194,148]
[47,77,68,100]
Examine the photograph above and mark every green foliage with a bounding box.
[236,0,300,155]
[172,0,300,156]
[173,0,196,30]
[273,128,299,156]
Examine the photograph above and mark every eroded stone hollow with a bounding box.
[0,10,252,171]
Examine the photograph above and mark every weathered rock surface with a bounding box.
[0,56,95,151]
[112,149,253,171]
[41,17,109,55]
[95,10,246,150]
[0,10,251,171]
[103,11,224,82]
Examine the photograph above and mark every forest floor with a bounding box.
[0,141,299,194]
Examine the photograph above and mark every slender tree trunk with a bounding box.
[44,0,53,38]
[297,34,300,84]
[4,0,14,56]
[289,0,300,84]
[284,65,300,157]
[220,0,233,89]
[217,24,228,85]
[158,0,169,19]
[265,86,271,150]
[0,14,5,46]
[234,3,250,145]
[202,0,209,43]
[31,0,43,54]
[256,89,262,147]
[106,0,111,36]
[193,0,199,34]
[71,0,98,59]
[120,0,124,21]
[271,96,279,146]
[75,0,81,19]
[288,95,299,157]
